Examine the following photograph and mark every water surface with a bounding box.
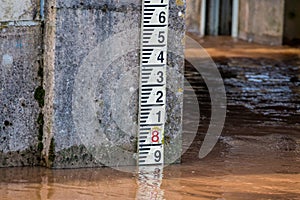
[1,36,300,200]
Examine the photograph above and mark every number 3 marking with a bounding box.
[157,71,164,83]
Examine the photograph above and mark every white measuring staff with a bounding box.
[138,0,169,166]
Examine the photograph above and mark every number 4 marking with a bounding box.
[157,51,164,63]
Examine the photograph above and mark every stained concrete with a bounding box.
[0,25,42,167]
[239,0,285,45]
[43,0,186,168]
[0,0,40,21]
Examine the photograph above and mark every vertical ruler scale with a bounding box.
[138,0,169,166]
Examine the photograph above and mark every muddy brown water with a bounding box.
[1,36,300,199]
[0,145,299,200]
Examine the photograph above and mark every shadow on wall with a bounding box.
[283,0,300,46]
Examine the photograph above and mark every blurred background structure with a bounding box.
[186,0,300,46]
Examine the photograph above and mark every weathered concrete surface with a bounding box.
[0,0,40,21]
[43,0,186,168]
[0,24,42,167]
[239,0,284,45]
[186,0,201,33]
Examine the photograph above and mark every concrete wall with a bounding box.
[1,0,186,168]
[239,0,285,45]
[43,0,186,168]
[0,1,42,167]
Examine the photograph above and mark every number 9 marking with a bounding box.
[154,150,161,162]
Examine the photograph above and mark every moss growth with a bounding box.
[0,22,9,30]
[37,129,43,141]
[101,4,108,12]
[38,64,43,78]
[48,138,55,166]
[37,112,44,125]
[0,145,42,167]
[133,141,137,153]
[34,86,45,107]
[164,135,171,145]
[37,142,43,152]
[34,30,45,166]
[36,112,44,165]
[37,112,44,141]
[176,0,184,6]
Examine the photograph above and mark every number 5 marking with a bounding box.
[158,31,165,43]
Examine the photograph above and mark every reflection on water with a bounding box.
[137,166,164,200]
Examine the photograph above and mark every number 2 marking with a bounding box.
[156,91,163,103]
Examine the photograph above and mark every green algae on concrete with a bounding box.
[48,138,55,167]
[34,86,45,107]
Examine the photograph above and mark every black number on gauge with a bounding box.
[157,51,164,63]
[154,150,161,162]
[157,71,164,83]
[156,111,161,122]
[156,91,163,103]
[158,31,165,43]
[159,11,166,23]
